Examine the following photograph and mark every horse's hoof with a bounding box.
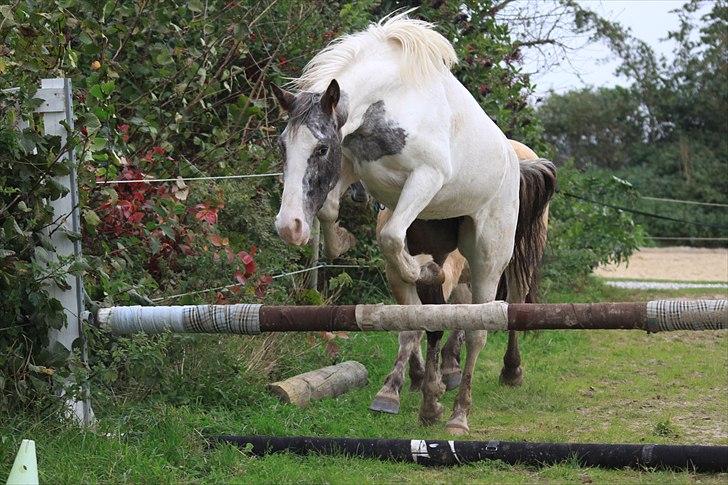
[370,395,400,414]
[444,422,469,436]
[417,261,445,286]
[499,366,524,387]
[419,402,443,426]
[441,371,462,391]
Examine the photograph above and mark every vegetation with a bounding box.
[539,0,728,241]
[1,282,726,483]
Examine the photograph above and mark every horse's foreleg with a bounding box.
[370,260,422,414]
[445,214,515,435]
[370,330,423,414]
[378,167,444,285]
[318,162,358,259]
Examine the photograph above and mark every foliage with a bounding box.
[539,0,728,241]
[542,162,646,293]
[0,94,79,410]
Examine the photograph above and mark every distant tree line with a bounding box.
[538,0,727,241]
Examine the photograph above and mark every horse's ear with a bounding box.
[271,84,295,112]
[320,79,340,116]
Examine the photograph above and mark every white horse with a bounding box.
[272,12,553,434]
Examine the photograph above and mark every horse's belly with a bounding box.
[357,159,501,218]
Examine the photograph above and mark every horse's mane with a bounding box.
[290,10,457,91]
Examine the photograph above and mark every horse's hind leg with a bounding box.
[420,330,446,424]
[440,330,464,390]
[408,336,425,391]
[499,266,529,387]
[439,252,470,391]
[440,284,471,389]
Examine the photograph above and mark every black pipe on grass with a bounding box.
[209,435,728,473]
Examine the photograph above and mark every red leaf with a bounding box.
[249,245,258,256]
[194,207,218,224]
[237,251,253,265]
[234,270,247,285]
[118,124,130,143]
[209,234,229,247]
[255,274,272,299]
[237,251,256,276]
[128,211,144,223]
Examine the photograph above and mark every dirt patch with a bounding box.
[595,246,728,282]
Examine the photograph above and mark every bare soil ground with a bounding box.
[595,246,728,282]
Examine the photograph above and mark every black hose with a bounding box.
[209,435,728,473]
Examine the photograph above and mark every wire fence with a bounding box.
[151,262,372,302]
[86,153,728,303]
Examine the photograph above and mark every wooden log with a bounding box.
[267,361,368,406]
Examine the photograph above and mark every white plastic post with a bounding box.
[36,78,94,426]
[309,218,320,290]
[6,439,39,485]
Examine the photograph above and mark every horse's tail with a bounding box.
[507,158,557,302]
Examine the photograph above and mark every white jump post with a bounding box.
[309,218,320,290]
[36,78,94,426]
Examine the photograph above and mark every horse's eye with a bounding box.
[315,145,329,157]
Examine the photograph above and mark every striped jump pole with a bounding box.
[95,300,727,335]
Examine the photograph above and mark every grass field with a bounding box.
[2,280,726,483]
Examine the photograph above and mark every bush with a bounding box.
[542,162,646,294]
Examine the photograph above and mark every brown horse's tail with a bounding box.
[501,158,557,302]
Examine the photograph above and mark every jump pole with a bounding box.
[209,435,728,472]
[96,300,727,335]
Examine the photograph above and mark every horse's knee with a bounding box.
[378,227,404,256]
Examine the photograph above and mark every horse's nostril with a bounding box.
[293,218,303,235]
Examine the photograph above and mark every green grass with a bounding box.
[2,278,726,483]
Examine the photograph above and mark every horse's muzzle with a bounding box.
[275,214,310,246]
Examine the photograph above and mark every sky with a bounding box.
[519,0,704,97]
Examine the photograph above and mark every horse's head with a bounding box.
[271,80,346,245]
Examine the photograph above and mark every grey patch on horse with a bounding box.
[343,101,407,162]
[282,91,344,220]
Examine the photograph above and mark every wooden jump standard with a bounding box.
[96,299,727,335]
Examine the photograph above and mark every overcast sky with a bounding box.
[521,0,705,97]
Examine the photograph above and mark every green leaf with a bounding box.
[82,209,101,227]
[89,84,104,100]
[154,50,174,66]
[149,236,161,255]
[101,81,115,95]
[188,0,204,13]
[84,112,101,133]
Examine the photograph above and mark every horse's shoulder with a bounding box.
[342,100,408,162]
